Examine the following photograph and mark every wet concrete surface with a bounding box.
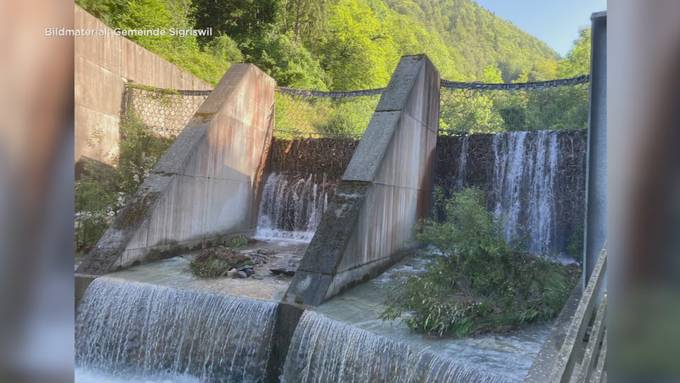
[105,239,308,301]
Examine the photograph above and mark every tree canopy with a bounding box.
[78,0,578,88]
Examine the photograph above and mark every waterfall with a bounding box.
[256,172,335,242]
[490,131,560,255]
[281,311,508,383]
[76,277,277,382]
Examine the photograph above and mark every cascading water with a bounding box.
[448,130,571,256]
[281,311,508,383]
[490,131,560,255]
[256,172,335,242]
[75,277,277,382]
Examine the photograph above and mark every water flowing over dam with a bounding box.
[268,130,586,259]
[75,277,277,382]
[73,47,599,382]
[256,172,336,242]
[492,131,561,255]
[437,130,586,257]
[281,311,508,383]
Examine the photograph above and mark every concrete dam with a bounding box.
[75,56,588,383]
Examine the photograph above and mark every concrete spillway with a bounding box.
[75,277,277,382]
[284,55,441,306]
[281,311,508,383]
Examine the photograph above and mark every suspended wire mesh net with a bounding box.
[274,89,381,140]
[119,75,591,142]
[439,76,590,136]
[124,85,211,139]
[274,75,590,139]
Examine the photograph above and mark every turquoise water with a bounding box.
[315,251,551,382]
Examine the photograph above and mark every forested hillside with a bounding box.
[76,0,576,89]
[383,0,559,81]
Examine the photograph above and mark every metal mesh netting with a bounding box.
[276,75,590,139]
[121,75,590,140]
[123,84,381,140]
[126,85,211,138]
[274,91,381,140]
[438,79,590,136]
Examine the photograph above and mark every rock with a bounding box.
[236,271,248,278]
[227,269,238,278]
[269,256,300,276]
[237,264,255,276]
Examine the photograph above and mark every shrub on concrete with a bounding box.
[225,234,249,249]
[190,246,252,278]
[381,187,579,337]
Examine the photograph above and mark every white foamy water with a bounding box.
[315,252,551,383]
[282,310,509,383]
[75,368,200,383]
[490,131,561,255]
[75,277,277,383]
[255,173,335,242]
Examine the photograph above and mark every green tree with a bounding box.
[312,0,399,89]
[520,28,591,131]
[78,0,231,84]
[482,65,503,83]
[559,28,591,78]
[205,35,244,63]
[191,0,279,44]
[440,91,504,134]
[251,31,329,88]
[76,0,126,25]
[112,0,175,50]
[279,0,329,42]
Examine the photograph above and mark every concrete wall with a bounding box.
[74,5,212,165]
[77,64,275,275]
[284,55,440,305]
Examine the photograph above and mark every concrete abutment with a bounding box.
[284,55,441,305]
[77,64,276,275]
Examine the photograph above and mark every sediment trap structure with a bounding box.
[76,12,607,381]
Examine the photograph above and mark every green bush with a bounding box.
[77,0,232,85]
[382,187,579,337]
[225,234,249,249]
[75,111,172,254]
[117,111,173,194]
[75,179,119,254]
[190,247,252,278]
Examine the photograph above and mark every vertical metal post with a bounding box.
[583,12,607,287]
